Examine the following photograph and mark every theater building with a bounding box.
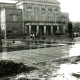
[16,0,61,36]
[0,0,69,38]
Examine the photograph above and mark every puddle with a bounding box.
[59,63,80,74]
[69,43,80,57]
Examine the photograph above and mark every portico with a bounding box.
[24,22,62,36]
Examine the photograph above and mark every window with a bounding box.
[48,8,53,12]
[13,15,17,22]
[41,12,46,21]
[54,7,58,11]
[48,13,52,21]
[54,13,58,22]
[34,8,39,21]
[41,7,46,21]
[27,3,32,9]
[35,12,38,21]
[27,11,31,20]
[41,7,46,12]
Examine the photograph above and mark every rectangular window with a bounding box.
[48,8,53,12]
[27,3,32,9]
[13,15,17,22]
[54,13,58,22]
[54,7,58,11]
[41,7,46,12]
[27,11,31,21]
[34,9,39,21]
[35,12,38,21]
[48,13,52,21]
[41,12,46,21]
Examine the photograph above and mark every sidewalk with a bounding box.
[2,35,74,44]
[1,35,76,52]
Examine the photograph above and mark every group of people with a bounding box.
[30,33,35,39]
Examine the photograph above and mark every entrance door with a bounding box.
[31,25,37,35]
[39,25,44,35]
[53,26,57,34]
[46,26,51,35]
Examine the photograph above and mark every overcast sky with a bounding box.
[58,0,80,22]
[0,0,80,22]
[0,0,17,3]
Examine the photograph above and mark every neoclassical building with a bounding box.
[0,0,69,38]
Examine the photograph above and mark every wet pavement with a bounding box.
[0,36,80,80]
[2,35,74,52]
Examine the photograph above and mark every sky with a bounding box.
[0,0,80,22]
[0,0,17,3]
[58,0,80,22]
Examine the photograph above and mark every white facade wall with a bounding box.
[16,0,60,22]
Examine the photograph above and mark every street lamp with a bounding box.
[12,28,17,43]
[3,25,7,52]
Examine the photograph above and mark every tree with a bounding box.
[73,22,80,32]
[68,22,73,38]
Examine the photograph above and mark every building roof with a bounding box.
[16,0,60,5]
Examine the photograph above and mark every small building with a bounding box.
[1,8,23,38]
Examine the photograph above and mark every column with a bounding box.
[36,25,39,35]
[57,26,59,33]
[51,26,53,35]
[63,26,66,33]
[29,25,31,35]
[44,25,46,35]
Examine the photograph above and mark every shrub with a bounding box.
[0,60,37,77]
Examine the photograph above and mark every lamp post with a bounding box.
[12,28,17,43]
[3,25,7,52]
[12,28,15,43]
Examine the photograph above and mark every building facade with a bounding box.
[16,0,61,36]
[0,0,69,38]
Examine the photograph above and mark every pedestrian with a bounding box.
[32,33,35,40]
[30,33,33,38]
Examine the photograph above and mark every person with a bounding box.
[30,33,33,38]
[32,33,35,40]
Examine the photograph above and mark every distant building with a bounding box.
[0,0,69,38]
[60,12,69,23]
[60,12,69,33]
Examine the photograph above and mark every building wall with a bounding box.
[15,0,69,36]
[16,0,60,22]
[1,8,23,38]
[0,3,16,9]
